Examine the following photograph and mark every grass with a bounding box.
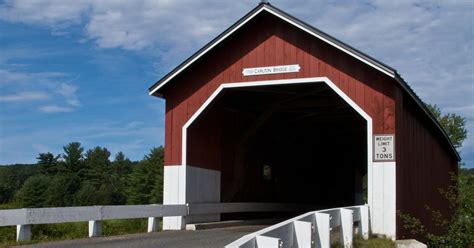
[0,219,150,248]
[353,237,395,248]
[332,237,395,248]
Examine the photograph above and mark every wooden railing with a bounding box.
[225,205,369,248]
[0,203,310,242]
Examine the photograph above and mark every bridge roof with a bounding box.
[148,2,460,161]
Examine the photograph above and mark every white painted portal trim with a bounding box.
[182,77,372,167]
[149,6,395,95]
[182,77,374,225]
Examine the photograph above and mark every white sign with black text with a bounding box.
[374,135,395,161]
[242,64,300,76]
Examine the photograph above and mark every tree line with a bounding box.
[0,143,163,208]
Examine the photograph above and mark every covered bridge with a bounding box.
[148,2,460,239]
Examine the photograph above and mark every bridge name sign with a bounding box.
[242,64,300,76]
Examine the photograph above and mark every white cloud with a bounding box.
[38,105,74,113]
[0,69,32,84]
[1,0,472,163]
[0,0,249,53]
[0,0,90,26]
[57,83,80,107]
[0,69,81,112]
[0,69,67,85]
[0,91,49,102]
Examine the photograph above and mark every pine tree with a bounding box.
[37,152,60,175]
[16,175,50,207]
[113,152,133,175]
[127,147,164,204]
[109,152,133,205]
[83,146,111,187]
[44,174,78,207]
[62,142,84,174]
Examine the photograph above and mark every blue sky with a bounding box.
[0,0,473,167]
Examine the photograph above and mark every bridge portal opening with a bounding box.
[187,81,368,218]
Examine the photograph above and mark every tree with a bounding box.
[147,148,164,203]
[113,152,133,175]
[127,147,164,204]
[0,164,37,204]
[37,152,60,175]
[44,174,78,207]
[74,182,97,206]
[426,104,467,149]
[109,152,134,205]
[83,146,111,187]
[15,175,50,208]
[62,142,84,174]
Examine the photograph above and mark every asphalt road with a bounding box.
[17,225,266,248]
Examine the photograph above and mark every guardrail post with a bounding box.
[16,224,31,241]
[359,206,369,240]
[314,213,330,248]
[294,220,313,247]
[256,236,282,247]
[88,220,102,237]
[340,209,353,248]
[147,217,159,232]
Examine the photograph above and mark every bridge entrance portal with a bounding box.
[185,79,371,221]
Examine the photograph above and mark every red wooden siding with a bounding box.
[395,89,458,240]
[162,12,396,167]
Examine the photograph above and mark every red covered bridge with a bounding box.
[148,2,459,240]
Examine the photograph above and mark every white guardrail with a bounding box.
[225,205,369,248]
[0,203,310,242]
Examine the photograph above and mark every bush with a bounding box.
[398,171,474,247]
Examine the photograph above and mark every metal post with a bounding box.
[294,220,313,247]
[340,209,353,248]
[16,224,31,242]
[314,213,330,248]
[256,236,282,247]
[147,217,159,232]
[360,205,370,240]
[88,220,102,237]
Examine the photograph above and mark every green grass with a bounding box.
[332,237,395,248]
[353,237,395,248]
[0,219,150,247]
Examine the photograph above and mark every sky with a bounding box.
[0,0,473,167]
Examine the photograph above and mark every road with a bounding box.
[17,225,266,248]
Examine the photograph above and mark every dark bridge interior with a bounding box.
[187,82,367,217]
